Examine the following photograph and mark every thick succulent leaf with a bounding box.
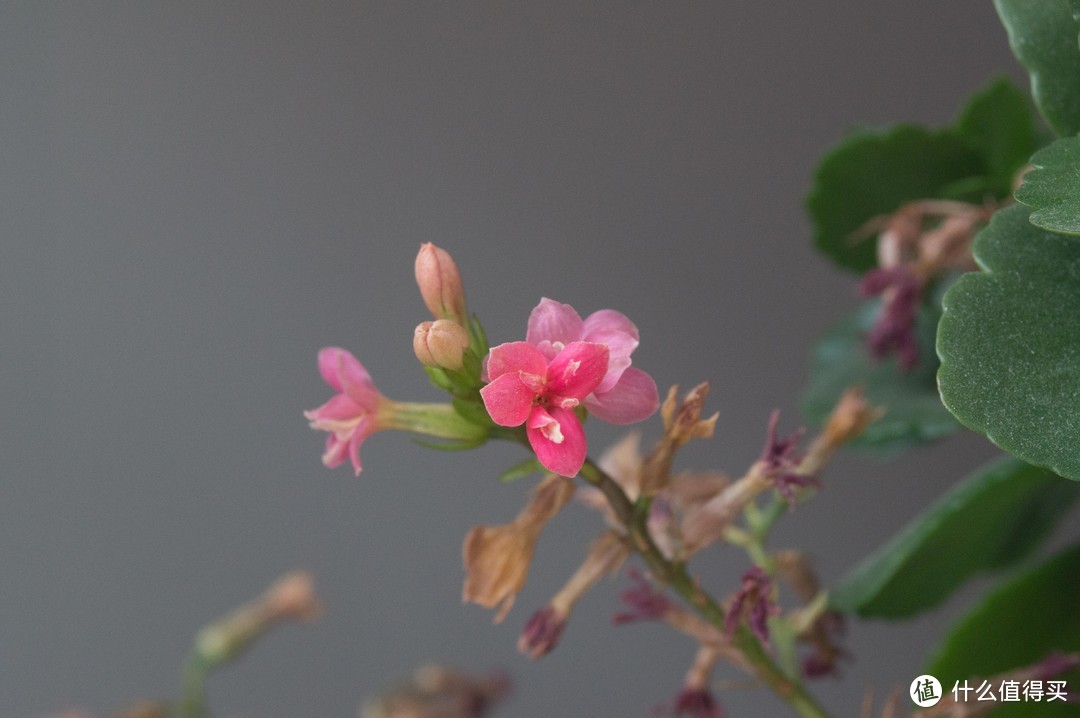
[955,77,1038,197]
[830,458,1079,618]
[1015,136,1080,235]
[807,126,983,272]
[938,204,1080,480]
[926,543,1080,717]
[801,299,960,453]
[995,0,1080,137]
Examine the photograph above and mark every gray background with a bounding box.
[3,3,1074,717]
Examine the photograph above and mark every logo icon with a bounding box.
[910,674,942,707]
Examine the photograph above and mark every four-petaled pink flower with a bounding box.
[526,298,659,424]
[480,341,609,477]
[304,347,387,476]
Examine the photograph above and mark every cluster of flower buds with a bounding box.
[856,199,995,369]
[306,243,661,478]
[303,244,887,717]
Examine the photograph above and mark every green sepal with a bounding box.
[451,396,496,428]
[459,348,484,388]
[425,366,456,393]
[468,313,489,358]
[413,436,488,452]
[830,457,1080,618]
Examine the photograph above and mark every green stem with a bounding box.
[579,459,831,718]
[179,656,211,718]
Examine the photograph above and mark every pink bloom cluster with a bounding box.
[304,347,386,476]
[480,299,659,477]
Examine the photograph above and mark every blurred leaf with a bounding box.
[830,458,1079,618]
[499,457,542,483]
[801,298,960,453]
[806,126,982,272]
[955,76,1038,196]
[1016,136,1080,235]
[938,205,1080,480]
[995,0,1080,137]
[926,543,1080,717]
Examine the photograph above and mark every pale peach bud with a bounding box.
[801,387,883,476]
[194,571,321,666]
[262,570,322,622]
[415,242,467,324]
[413,319,470,371]
[462,474,574,622]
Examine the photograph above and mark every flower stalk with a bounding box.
[578,459,832,718]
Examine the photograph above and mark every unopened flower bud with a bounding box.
[670,645,724,718]
[462,474,574,622]
[193,571,322,668]
[800,387,883,475]
[413,319,470,371]
[415,242,467,324]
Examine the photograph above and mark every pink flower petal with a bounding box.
[304,393,364,423]
[526,298,585,359]
[546,341,609,399]
[486,341,548,381]
[583,309,639,342]
[324,349,380,410]
[480,373,537,427]
[526,406,587,477]
[317,347,352,391]
[584,367,659,424]
[347,421,365,476]
[582,311,640,392]
[321,433,349,469]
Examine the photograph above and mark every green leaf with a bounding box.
[955,76,1038,196]
[498,457,543,483]
[800,298,960,454]
[995,0,1080,137]
[1016,136,1080,235]
[938,204,1080,480]
[830,457,1080,618]
[807,126,983,272]
[926,543,1080,717]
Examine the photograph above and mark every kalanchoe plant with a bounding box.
[299,243,911,717]
[45,4,1080,718]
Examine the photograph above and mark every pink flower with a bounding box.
[480,341,609,477]
[304,347,387,476]
[526,298,659,424]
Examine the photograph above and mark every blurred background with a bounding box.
[3,2,1073,716]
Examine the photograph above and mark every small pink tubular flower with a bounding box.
[304,347,387,476]
[526,298,659,424]
[480,341,609,477]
